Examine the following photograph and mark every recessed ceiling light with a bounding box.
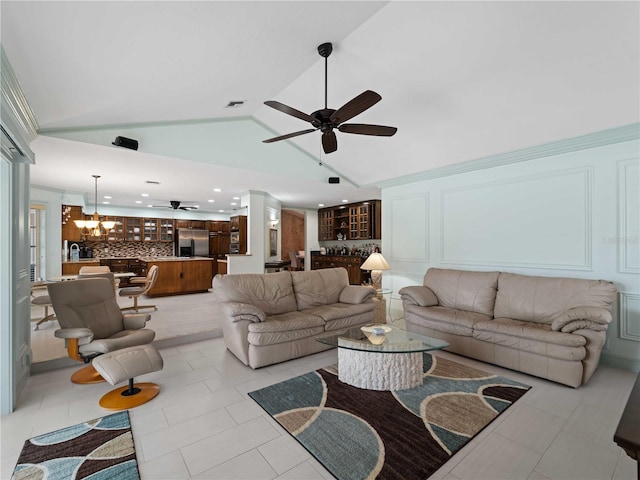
[102,201,110,205]
[135,200,142,204]
[213,188,222,192]
[342,199,348,203]
[218,209,224,213]
[147,204,153,208]
[141,193,149,197]
[233,196,240,200]
[318,203,325,207]
[103,195,112,199]
[230,202,237,206]
[208,199,215,203]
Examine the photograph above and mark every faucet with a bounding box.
[70,243,80,261]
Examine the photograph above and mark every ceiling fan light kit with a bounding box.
[263,42,397,154]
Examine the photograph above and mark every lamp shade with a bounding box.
[360,252,390,271]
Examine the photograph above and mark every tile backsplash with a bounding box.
[84,241,173,258]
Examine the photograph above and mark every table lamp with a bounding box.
[360,252,390,291]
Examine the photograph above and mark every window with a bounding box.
[29,205,46,281]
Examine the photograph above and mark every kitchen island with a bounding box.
[139,256,214,297]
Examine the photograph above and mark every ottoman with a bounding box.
[92,344,163,410]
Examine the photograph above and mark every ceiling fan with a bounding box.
[151,200,199,211]
[263,42,397,154]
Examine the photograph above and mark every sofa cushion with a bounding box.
[473,318,586,361]
[404,305,491,336]
[247,311,325,346]
[494,273,618,325]
[213,271,298,315]
[291,268,349,310]
[423,268,499,317]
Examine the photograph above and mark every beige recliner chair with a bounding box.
[47,277,156,384]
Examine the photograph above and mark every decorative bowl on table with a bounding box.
[361,325,392,345]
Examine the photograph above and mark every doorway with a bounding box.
[280,209,305,269]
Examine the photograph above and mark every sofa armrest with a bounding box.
[551,306,612,333]
[398,286,438,307]
[123,313,151,330]
[339,285,375,304]
[222,302,266,323]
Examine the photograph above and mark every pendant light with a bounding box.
[74,175,115,238]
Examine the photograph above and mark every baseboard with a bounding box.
[600,352,640,373]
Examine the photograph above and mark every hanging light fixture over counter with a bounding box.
[74,175,115,238]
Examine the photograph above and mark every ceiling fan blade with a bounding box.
[264,101,318,124]
[322,131,337,154]
[329,90,382,125]
[263,128,317,143]
[338,123,398,137]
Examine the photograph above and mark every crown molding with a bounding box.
[373,123,640,189]
[1,47,38,162]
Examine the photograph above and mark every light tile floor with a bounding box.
[3,298,636,479]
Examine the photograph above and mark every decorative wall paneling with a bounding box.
[618,159,640,274]
[382,133,640,372]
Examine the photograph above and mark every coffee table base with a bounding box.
[338,348,423,391]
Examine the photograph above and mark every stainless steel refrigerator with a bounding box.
[174,229,209,257]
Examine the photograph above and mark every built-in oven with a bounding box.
[230,231,240,244]
[229,243,240,254]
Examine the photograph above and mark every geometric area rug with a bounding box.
[249,353,531,480]
[11,410,139,480]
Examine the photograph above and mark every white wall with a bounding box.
[382,139,640,372]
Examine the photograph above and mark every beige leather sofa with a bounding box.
[399,268,617,387]
[213,268,376,368]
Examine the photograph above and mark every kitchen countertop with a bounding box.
[138,256,213,262]
[61,259,101,264]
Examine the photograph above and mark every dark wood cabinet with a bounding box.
[310,253,368,285]
[207,220,229,233]
[176,219,206,230]
[143,259,213,297]
[318,200,381,241]
[100,257,140,286]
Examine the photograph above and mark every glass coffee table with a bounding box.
[316,324,449,391]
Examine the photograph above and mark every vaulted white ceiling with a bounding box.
[2,1,638,213]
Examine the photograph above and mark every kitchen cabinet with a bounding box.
[61,260,99,275]
[310,253,367,285]
[142,258,213,297]
[143,218,159,241]
[207,221,229,233]
[61,205,85,242]
[106,217,125,242]
[159,219,174,241]
[175,219,206,230]
[99,257,142,286]
[318,200,381,241]
[125,218,143,241]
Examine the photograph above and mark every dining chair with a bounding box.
[47,277,156,384]
[79,265,120,289]
[288,251,303,271]
[30,281,56,331]
[119,265,159,312]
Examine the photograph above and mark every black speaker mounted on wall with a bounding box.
[328,177,340,184]
[112,136,139,150]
